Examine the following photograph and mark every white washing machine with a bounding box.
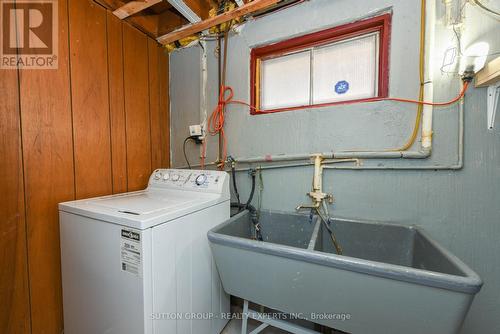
[59,169,230,334]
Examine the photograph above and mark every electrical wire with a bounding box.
[183,137,195,169]
[207,77,468,162]
[210,81,469,118]
[473,0,500,17]
[377,81,469,106]
[211,28,231,169]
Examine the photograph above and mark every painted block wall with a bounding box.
[170,0,500,332]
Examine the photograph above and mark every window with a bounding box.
[250,14,391,114]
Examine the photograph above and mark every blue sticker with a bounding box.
[335,80,349,94]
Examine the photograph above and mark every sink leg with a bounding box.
[240,299,321,334]
[241,299,249,334]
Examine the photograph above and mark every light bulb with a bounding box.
[459,42,490,74]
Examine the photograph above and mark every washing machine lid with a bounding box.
[59,189,228,229]
[90,192,195,215]
[59,168,230,230]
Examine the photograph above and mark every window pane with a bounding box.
[260,50,311,110]
[312,33,379,104]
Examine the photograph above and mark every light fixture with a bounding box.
[459,41,490,74]
[442,0,465,27]
[458,42,498,130]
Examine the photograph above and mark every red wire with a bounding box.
[375,81,469,106]
[207,86,234,167]
[206,82,469,165]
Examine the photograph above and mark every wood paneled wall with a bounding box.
[0,1,170,333]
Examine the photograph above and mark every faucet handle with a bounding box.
[326,194,334,204]
[296,203,319,211]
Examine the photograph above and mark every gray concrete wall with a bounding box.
[169,0,500,332]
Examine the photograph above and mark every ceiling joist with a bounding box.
[113,0,163,20]
[95,0,289,45]
[157,0,279,45]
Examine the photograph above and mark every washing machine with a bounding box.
[59,169,230,334]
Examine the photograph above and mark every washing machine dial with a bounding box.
[195,174,207,186]
[171,174,180,182]
[162,173,170,181]
[154,171,162,180]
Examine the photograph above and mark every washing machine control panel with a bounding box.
[148,169,227,193]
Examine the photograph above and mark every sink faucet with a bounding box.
[296,154,347,255]
[296,154,333,211]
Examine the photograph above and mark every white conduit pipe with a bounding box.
[421,0,436,150]
[200,40,208,160]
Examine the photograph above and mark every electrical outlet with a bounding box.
[189,124,202,137]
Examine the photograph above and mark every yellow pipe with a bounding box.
[390,0,426,151]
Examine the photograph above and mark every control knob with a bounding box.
[195,174,207,186]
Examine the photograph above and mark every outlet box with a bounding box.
[189,124,203,137]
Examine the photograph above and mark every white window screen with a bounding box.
[313,33,379,104]
[259,32,380,110]
[260,50,311,110]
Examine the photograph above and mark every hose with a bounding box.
[229,168,261,240]
[231,203,263,241]
[231,163,241,208]
[245,170,257,209]
[314,208,343,255]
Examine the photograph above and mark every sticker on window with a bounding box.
[121,229,142,277]
[334,80,350,94]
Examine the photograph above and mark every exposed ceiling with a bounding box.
[94,0,297,45]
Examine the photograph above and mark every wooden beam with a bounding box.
[113,0,162,20]
[157,0,279,45]
[476,56,500,87]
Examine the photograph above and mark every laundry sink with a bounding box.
[208,210,482,334]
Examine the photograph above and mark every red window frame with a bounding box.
[250,13,392,115]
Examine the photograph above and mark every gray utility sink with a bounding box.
[208,210,482,334]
